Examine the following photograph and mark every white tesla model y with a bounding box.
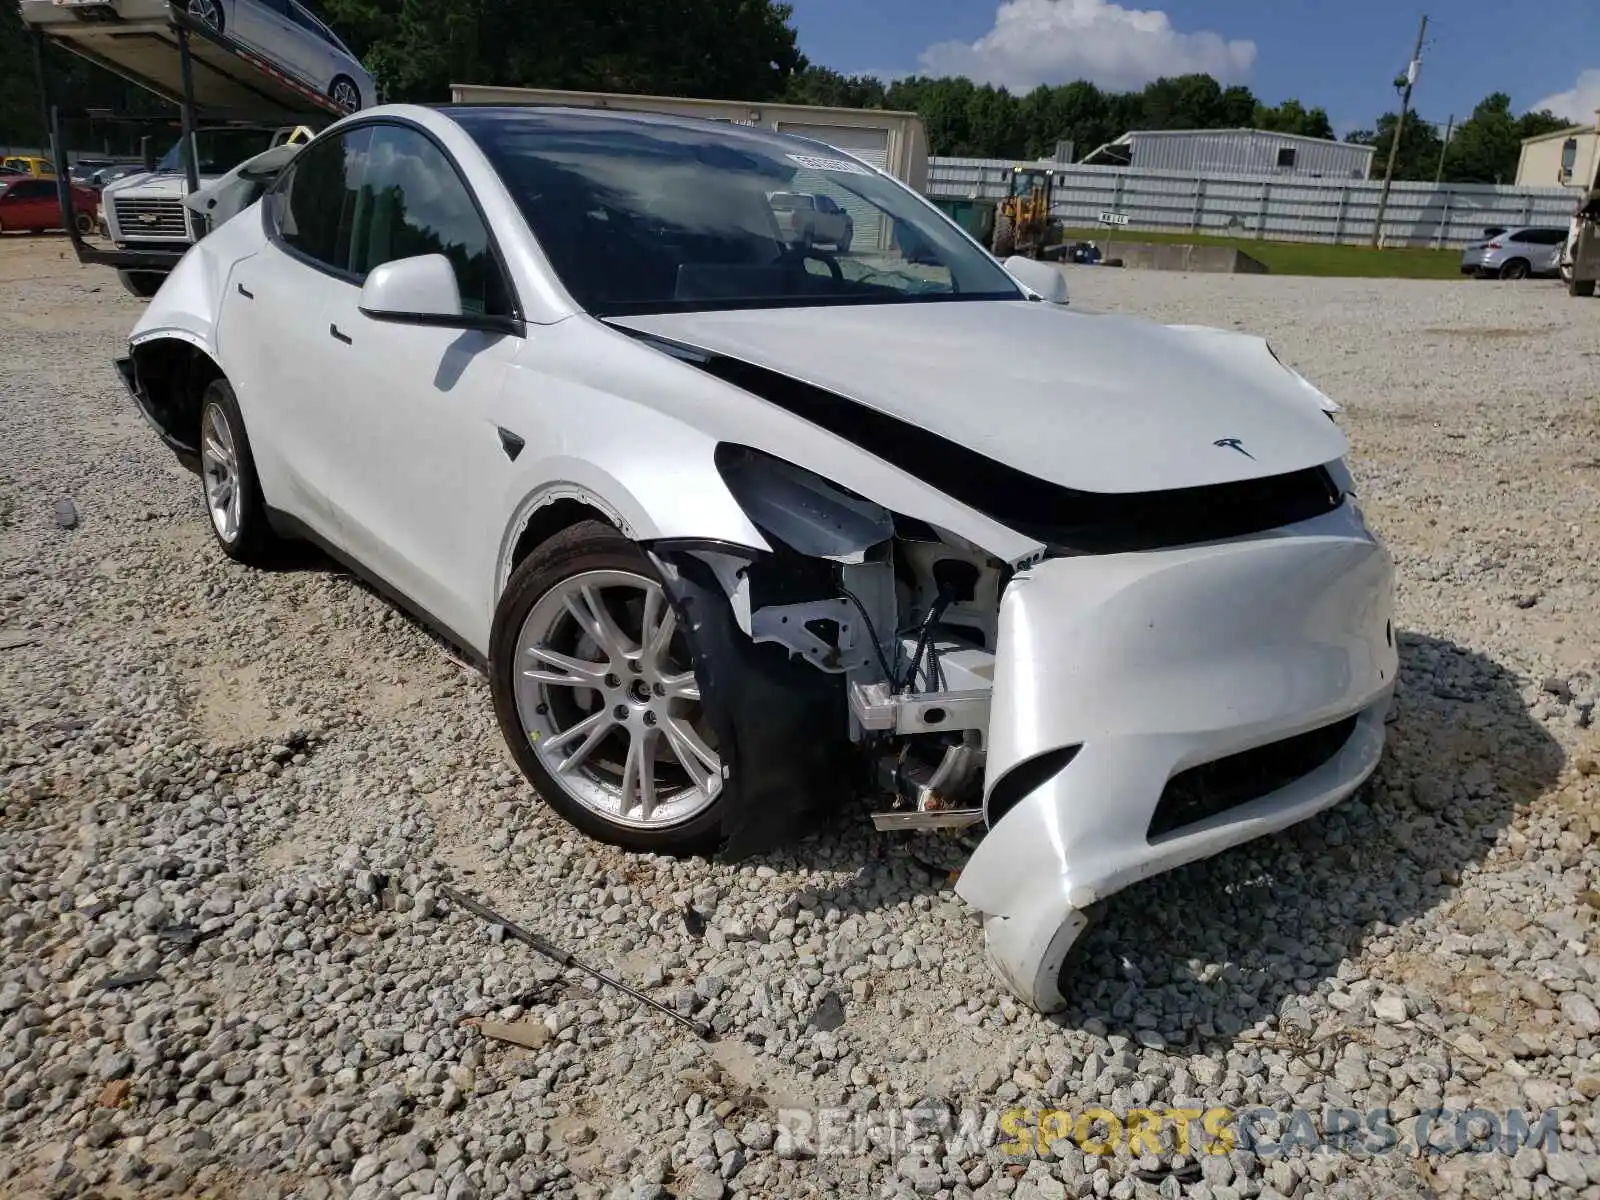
[116,104,1398,1012]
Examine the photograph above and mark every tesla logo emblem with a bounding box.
[1213,437,1255,460]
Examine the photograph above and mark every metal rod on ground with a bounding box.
[438,884,714,1041]
[1371,13,1429,247]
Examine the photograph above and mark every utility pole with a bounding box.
[1371,13,1428,247]
[1433,113,1453,184]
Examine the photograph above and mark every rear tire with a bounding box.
[490,523,726,856]
[198,378,278,566]
[72,211,94,236]
[1498,258,1530,281]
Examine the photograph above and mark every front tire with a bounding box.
[198,378,277,565]
[118,270,165,299]
[490,522,726,855]
[73,211,94,236]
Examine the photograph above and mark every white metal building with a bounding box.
[1080,129,1374,180]
[1516,121,1599,189]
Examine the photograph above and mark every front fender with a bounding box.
[128,207,265,360]
[493,459,771,604]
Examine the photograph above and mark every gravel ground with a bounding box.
[3,236,1600,1200]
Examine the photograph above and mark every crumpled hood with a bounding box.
[612,301,1347,493]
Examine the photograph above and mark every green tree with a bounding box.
[966,84,1025,159]
[781,65,885,109]
[1517,109,1576,142]
[1219,85,1258,127]
[888,76,978,155]
[1140,73,1227,128]
[0,5,42,148]
[1346,111,1444,181]
[1254,98,1334,140]
[315,0,805,103]
[1439,92,1521,183]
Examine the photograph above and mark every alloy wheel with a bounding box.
[187,0,223,30]
[200,401,241,544]
[512,569,721,829]
[330,79,361,113]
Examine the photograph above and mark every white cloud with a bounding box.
[1532,69,1600,124]
[916,0,1256,93]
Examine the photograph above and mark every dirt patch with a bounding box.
[189,659,284,743]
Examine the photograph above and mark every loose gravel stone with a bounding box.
[2,244,1599,1198]
[1559,992,1600,1036]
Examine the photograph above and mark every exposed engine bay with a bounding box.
[654,444,1025,848]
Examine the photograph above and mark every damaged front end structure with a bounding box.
[651,437,1396,1015]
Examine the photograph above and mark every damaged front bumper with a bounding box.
[955,500,1397,1012]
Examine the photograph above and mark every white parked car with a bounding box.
[119,105,1398,1012]
[18,0,375,114]
[182,0,374,112]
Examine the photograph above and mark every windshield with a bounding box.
[158,128,281,176]
[454,107,1024,317]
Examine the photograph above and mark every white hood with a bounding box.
[612,301,1348,494]
[104,172,188,199]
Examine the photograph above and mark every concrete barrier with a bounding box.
[1092,240,1269,274]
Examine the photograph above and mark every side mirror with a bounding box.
[1004,255,1070,304]
[358,254,463,323]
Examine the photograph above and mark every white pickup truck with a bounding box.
[103,124,313,296]
[767,190,855,252]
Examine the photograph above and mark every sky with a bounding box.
[784,0,1600,137]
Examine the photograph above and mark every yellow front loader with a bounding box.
[992,166,1053,259]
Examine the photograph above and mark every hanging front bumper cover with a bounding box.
[955,500,1398,1012]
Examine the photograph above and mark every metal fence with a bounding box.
[926,157,1579,248]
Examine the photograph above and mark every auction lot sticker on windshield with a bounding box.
[786,152,871,175]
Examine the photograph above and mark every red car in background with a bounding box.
[0,177,99,235]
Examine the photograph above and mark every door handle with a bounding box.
[329,323,352,345]
[236,282,253,299]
